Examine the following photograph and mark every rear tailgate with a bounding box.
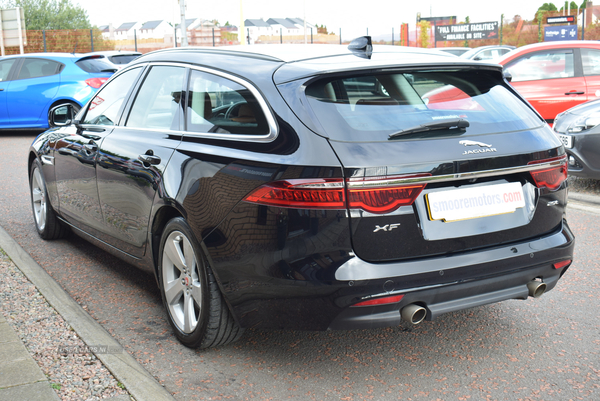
[295,65,567,263]
[328,132,566,262]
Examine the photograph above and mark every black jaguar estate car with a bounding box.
[29,38,575,349]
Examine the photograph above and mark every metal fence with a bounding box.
[2,18,600,56]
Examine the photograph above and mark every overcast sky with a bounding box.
[74,0,559,38]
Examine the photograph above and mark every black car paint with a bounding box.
[554,98,600,179]
[29,46,575,333]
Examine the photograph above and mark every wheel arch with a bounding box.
[149,204,184,281]
[149,203,243,328]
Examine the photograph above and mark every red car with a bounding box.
[497,40,600,124]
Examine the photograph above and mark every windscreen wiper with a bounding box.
[388,118,469,139]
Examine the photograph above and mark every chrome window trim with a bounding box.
[348,157,566,188]
[80,62,278,143]
[184,64,278,143]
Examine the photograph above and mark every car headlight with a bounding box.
[556,111,600,133]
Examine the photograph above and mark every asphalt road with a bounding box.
[1,132,599,400]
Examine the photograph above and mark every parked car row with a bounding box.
[0,50,140,131]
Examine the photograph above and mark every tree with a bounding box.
[417,20,431,48]
[0,0,91,30]
[560,1,579,11]
[538,2,558,12]
[534,3,559,21]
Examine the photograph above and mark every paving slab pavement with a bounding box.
[0,225,176,401]
[0,314,61,401]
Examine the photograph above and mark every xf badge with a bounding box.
[373,223,400,233]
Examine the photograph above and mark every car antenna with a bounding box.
[348,36,372,59]
[73,42,77,55]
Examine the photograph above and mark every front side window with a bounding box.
[126,66,186,130]
[186,69,269,135]
[17,59,62,80]
[303,69,542,141]
[83,67,143,125]
[504,50,575,82]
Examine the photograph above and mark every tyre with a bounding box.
[29,159,68,239]
[158,217,244,348]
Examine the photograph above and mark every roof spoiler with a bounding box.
[348,36,373,59]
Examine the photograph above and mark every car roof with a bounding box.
[86,50,142,56]
[134,44,502,84]
[143,43,462,63]
[496,40,600,64]
[0,52,81,60]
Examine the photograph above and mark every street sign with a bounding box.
[547,15,575,24]
[435,21,498,42]
[544,25,578,41]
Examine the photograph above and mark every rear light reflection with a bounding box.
[352,294,405,307]
[553,259,571,269]
[528,156,567,191]
[85,77,109,89]
[243,179,345,210]
[243,176,429,214]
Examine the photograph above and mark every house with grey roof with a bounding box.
[139,20,172,40]
[114,22,142,40]
[244,19,273,44]
[266,18,302,36]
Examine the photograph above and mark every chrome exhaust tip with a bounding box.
[401,304,427,325]
[527,280,547,298]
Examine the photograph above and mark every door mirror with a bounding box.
[49,104,77,127]
[502,70,513,82]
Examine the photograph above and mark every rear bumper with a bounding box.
[329,260,565,330]
[230,221,574,331]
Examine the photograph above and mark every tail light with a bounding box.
[528,156,567,191]
[85,77,109,89]
[243,175,429,214]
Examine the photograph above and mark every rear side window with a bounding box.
[185,69,269,135]
[17,59,62,80]
[0,59,16,81]
[303,69,542,141]
[75,56,117,73]
[581,49,600,76]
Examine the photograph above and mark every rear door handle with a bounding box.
[84,143,98,152]
[565,91,585,95]
[138,154,161,166]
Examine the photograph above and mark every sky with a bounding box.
[74,0,559,38]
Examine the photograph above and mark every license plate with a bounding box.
[426,182,525,222]
[557,134,573,148]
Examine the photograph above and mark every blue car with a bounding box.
[0,53,116,130]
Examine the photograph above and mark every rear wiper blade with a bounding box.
[388,118,469,139]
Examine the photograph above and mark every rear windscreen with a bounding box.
[304,69,543,141]
[108,54,140,65]
[75,57,117,73]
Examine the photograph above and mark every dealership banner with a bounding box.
[544,25,577,41]
[435,21,498,42]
